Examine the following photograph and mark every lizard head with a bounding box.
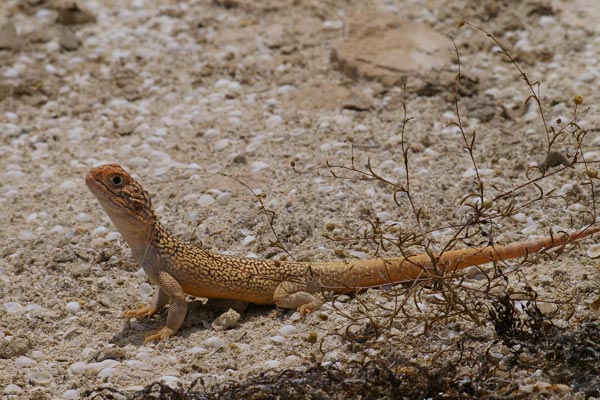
[86,163,156,237]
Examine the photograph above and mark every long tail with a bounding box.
[316,223,600,291]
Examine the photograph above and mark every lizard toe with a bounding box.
[143,326,175,343]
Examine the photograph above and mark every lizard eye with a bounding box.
[110,174,124,187]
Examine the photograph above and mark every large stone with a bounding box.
[331,10,451,85]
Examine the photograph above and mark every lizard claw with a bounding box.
[144,326,175,343]
[123,304,156,319]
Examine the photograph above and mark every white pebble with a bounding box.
[85,359,120,373]
[204,128,220,137]
[62,389,80,400]
[198,194,215,207]
[216,192,231,205]
[139,282,153,299]
[66,301,80,315]
[278,325,297,337]
[135,350,152,360]
[265,360,281,368]
[5,189,18,199]
[125,360,153,370]
[15,356,36,368]
[182,193,200,202]
[4,170,25,179]
[203,336,225,349]
[59,179,77,190]
[539,16,556,27]
[26,371,53,385]
[3,384,23,394]
[251,161,270,171]
[18,230,34,241]
[68,362,87,375]
[587,243,600,259]
[76,213,91,222]
[270,335,287,344]
[3,301,23,313]
[513,212,528,223]
[98,367,116,379]
[214,139,230,151]
[266,115,283,128]
[161,375,180,388]
[523,217,537,235]
[242,236,256,246]
[50,225,66,234]
[185,347,207,354]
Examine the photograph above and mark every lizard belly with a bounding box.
[180,281,275,305]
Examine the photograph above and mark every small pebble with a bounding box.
[66,301,80,315]
[186,347,207,354]
[270,335,287,344]
[198,194,215,207]
[125,360,152,370]
[3,384,23,394]
[161,375,180,389]
[265,360,281,368]
[216,192,231,205]
[204,128,220,138]
[203,336,225,349]
[85,359,120,373]
[98,367,116,379]
[251,161,270,171]
[242,236,256,246]
[212,308,241,331]
[26,371,53,385]
[587,243,600,259]
[68,362,87,375]
[15,356,36,368]
[214,139,230,151]
[278,325,297,337]
[3,302,23,313]
[139,283,153,299]
[62,389,80,400]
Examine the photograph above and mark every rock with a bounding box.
[59,27,80,51]
[211,308,241,331]
[65,301,80,315]
[26,370,53,385]
[538,151,571,172]
[56,2,96,25]
[0,22,22,51]
[0,336,31,359]
[3,384,23,394]
[278,325,298,337]
[203,336,225,349]
[331,10,450,85]
[341,90,374,111]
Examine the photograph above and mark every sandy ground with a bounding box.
[1,0,600,398]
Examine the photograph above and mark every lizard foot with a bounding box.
[297,301,322,317]
[143,326,175,343]
[123,304,156,319]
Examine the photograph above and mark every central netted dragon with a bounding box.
[86,163,600,341]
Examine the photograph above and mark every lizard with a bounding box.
[86,163,600,342]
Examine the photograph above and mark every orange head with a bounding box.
[86,163,156,239]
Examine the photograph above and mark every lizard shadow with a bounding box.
[110,299,275,345]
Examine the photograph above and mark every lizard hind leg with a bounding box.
[273,281,324,316]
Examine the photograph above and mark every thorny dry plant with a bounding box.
[266,24,598,349]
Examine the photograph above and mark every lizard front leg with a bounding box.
[142,271,187,342]
[273,281,323,315]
